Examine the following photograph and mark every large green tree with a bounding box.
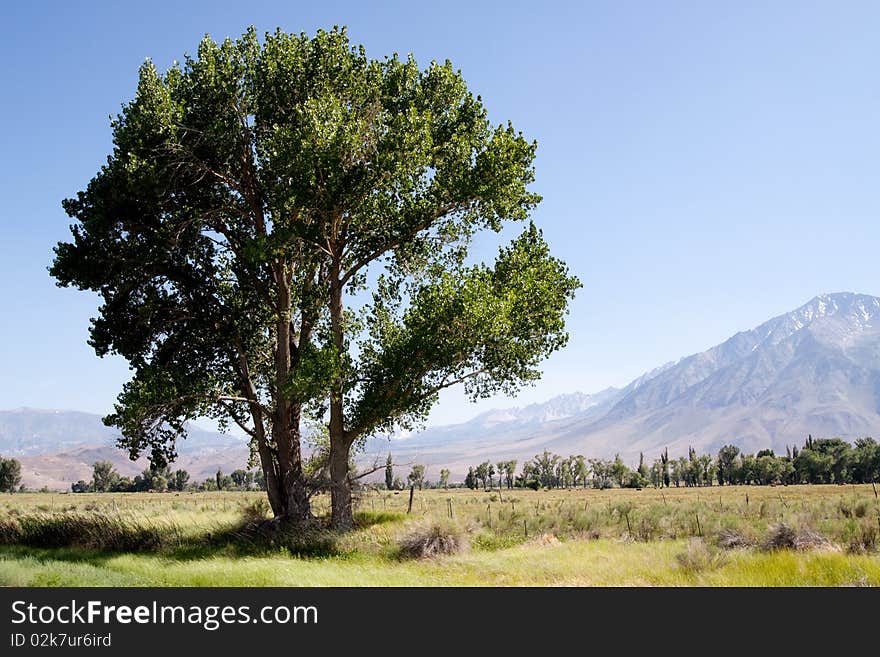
[51,27,579,529]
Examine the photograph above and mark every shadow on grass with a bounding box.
[0,509,406,563]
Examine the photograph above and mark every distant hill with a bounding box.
[0,409,248,489]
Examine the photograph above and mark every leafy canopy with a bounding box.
[51,26,580,466]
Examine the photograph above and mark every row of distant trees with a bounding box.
[456,436,880,490]
[459,453,644,490]
[70,461,266,493]
[350,435,880,493]
[464,461,518,489]
[382,456,451,491]
[648,436,880,488]
[3,434,879,495]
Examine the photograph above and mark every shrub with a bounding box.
[761,523,797,550]
[761,523,830,551]
[397,522,467,559]
[844,521,878,555]
[634,514,660,542]
[714,528,757,550]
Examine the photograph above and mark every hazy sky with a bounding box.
[2,1,879,427]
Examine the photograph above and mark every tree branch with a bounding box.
[338,202,465,286]
[216,399,257,438]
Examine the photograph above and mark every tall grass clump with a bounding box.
[674,538,727,574]
[0,514,174,551]
[840,519,879,555]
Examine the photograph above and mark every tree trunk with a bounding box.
[267,263,311,524]
[256,438,284,517]
[328,265,353,530]
[329,438,353,530]
[272,419,311,522]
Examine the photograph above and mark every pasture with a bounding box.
[1,485,878,586]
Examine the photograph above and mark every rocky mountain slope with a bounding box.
[371,293,880,475]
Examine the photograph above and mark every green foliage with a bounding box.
[0,514,173,551]
[0,458,22,493]
[716,445,740,486]
[168,469,191,491]
[71,481,90,493]
[230,469,251,489]
[385,454,394,491]
[91,461,119,493]
[464,467,476,490]
[407,464,426,490]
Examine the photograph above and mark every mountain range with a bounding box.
[4,292,880,488]
[363,292,880,475]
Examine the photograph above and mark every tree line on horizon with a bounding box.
[449,435,880,490]
[379,435,880,491]
[68,462,267,493]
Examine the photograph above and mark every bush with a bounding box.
[844,521,878,555]
[714,528,757,550]
[397,522,467,559]
[761,523,830,551]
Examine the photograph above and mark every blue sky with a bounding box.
[2,1,879,427]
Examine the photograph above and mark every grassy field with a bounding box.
[1,485,878,586]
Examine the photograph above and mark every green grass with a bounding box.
[2,539,878,586]
[0,485,878,586]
